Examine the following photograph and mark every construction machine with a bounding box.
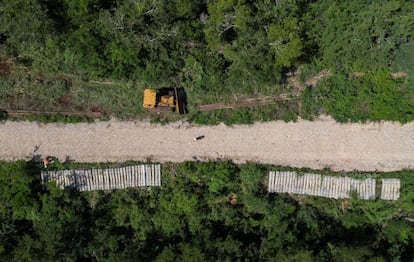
[143,88,186,114]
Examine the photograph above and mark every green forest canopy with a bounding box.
[0,0,414,123]
[1,160,414,261]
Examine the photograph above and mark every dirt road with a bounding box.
[1,116,413,172]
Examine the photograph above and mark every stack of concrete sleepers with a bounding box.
[268,171,376,200]
[380,179,400,200]
[41,164,161,191]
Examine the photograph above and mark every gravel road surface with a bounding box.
[1,116,413,172]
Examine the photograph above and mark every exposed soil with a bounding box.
[1,116,413,172]
[0,59,12,76]
[198,69,330,111]
[198,94,296,111]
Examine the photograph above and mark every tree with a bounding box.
[0,161,39,259]
[25,186,91,260]
[0,0,52,57]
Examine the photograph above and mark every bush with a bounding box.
[302,71,414,123]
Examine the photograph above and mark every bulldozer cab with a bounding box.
[143,88,176,110]
[143,88,187,113]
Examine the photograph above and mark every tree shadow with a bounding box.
[0,109,8,121]
[279,66,296,86]
[64,155,75,164]
[24,155,44,195]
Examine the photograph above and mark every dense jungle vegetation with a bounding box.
[1,160,414,261]
[0,0,413,123]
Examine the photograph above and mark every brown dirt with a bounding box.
[198,69,330,111]
[0,59,13,76]
[1,116,413,172]
[198,95,296,111]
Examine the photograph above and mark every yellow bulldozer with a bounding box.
[143,88,186,114]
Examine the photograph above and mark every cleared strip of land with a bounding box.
[1,116,413,172]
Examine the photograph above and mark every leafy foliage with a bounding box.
[302,71,414,122]
[1,161,414,260]
[0,0,413,123]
